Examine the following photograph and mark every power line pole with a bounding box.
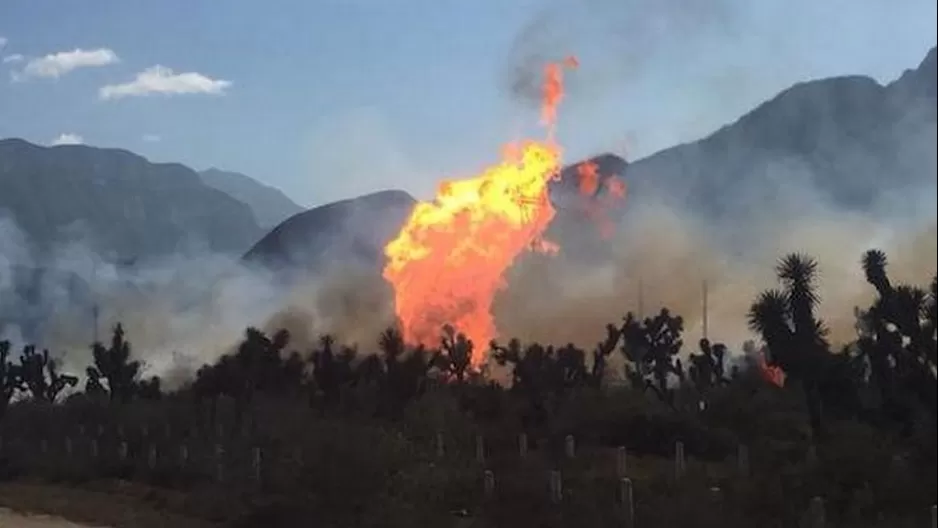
[702,279,709,341]
[637,277,644,318]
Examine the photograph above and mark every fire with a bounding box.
[383,56,621,365]
[757,348,786,387]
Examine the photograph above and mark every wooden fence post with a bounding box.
[252,447,262,482]
[618,478,634,527]
[809,496,825,528]
[475,434,485,465]
[435,431,445,458]
[564,434,576,459]
[518,433,528,459]
[675,441,686,480]
[737,444,750,477]
[214,444,225,482]
[615,446,627,478]
[483,470,495,499]
[549,470,563,504]
[710,486,723,519]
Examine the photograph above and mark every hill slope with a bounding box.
[199,168,303,229]
[624,46,937,226]
[0,139,263,261]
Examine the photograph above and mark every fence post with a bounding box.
[435,431,445,458]
[710,486,723,519]
[615,446,627,477]
[214,444,225,482]
[675,441,686,480]
[807,444,818,467]
[252,447,262,482]
[618,477,634,527]
[564,434,576,459]
[549,470,563,504]
[737,444,749,477]
[518,433,528,459]
[809,496,825,528]
[475,434,485,465]
[483,470,495,499]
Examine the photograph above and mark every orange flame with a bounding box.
[382,57,580,364]
[757,348,786,387]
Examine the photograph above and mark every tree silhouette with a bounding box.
[0,341,23,421]
[688,338,731,393]
[748,253,831,440]
[89,324,141,404]
[439,324,472,382]
[17,346,77,403]
[619,309,685,404]
[856,249,937,426]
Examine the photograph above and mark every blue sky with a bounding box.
[1,0,935,208]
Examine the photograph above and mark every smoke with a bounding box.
[0,212,397,388]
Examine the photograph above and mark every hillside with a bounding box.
[199,168,303,229]
[624,46,937,226]
[242,189,417,276]
[0,139,263,262]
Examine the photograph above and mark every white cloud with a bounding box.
[2,54,24,64]
[50,133,84,146]
[0,37,7,51]
[19,48,119,79]
[142,134,161,143]
[99,65,231,100]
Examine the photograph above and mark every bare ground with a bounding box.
[0,480,215,528]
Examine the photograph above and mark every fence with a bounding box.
[1,425,935,528]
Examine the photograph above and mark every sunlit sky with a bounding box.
[1,0,935,207]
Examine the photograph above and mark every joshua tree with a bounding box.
[17,345,77,403]
[688,338,731,393]
[619,308,685,404]
[856,249,937,424]
[439,324,472,382]
[89,324,141,404]
[589,323,623,388]
[311,334,341,407]
[0,341,23,421]
[748,253,831,440]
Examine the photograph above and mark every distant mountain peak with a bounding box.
[198,168,302,229]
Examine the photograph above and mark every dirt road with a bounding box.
[0,508,106,527]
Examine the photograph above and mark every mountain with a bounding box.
[242,189,417,276]
[624,46,937,226]
[0,139,263,262]
[199,168,303,229]
[245,46,936,277]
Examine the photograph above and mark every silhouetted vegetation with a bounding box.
[0,249,935,527]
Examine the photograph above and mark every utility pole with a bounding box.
[91,259,99,345]
[637,277,644,318]
[702,280,709,341]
